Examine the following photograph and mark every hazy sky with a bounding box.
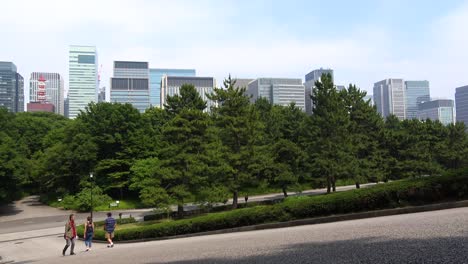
[1,0,467,100]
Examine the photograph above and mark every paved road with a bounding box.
[0,184,376,234]
[1,207,467,264]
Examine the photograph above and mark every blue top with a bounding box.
[104,217,116,233]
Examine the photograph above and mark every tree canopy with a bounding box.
[1,74,466,208]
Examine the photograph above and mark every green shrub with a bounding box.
[91,173,468,241]
[54,186,112,212]
[77,217,136,235]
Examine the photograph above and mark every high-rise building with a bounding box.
[110,61,150,112]
[304,68,334,114]
[29,72,64,115]
[247,78,305,111]
[27,102,55,113]
[0,61,24,113]
[405,80,430,120]
[149,68,196,108]
[417,99,454,125]
[98,87,106,102]
[455,85,468,125]
[64,97,69,118]
[161,76,216,111]
[68,45,98,119]
[233,79,254,90]
[373,79,406,120]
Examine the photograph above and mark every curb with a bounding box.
[90,200,468,244]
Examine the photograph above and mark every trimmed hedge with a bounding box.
[76,217,136,236]
[93,173,468,241]
[143,200,274,221]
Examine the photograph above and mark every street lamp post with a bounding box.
[90,173,94,219]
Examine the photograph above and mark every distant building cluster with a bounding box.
[373,78,460,125]
[1,45,467,127]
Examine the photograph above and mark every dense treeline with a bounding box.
[1,74,467,209]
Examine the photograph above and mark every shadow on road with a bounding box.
[158,236,468,264]
[0,203,23,217]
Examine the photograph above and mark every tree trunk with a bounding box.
[355,182,360,189]
[332,177,336,192]
[327,178,331,194]
[282,187,288,198]
[232,191,238,209]
[177,204,184,216]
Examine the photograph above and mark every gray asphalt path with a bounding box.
[4,207,467,264]
[0,183,376,234]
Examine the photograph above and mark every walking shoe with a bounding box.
[62,250,66,256]
[111,243,114,248]
[70,252,76,255]
[86,248,89,251]
[107,244,110,248]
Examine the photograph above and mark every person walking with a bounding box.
[83,216,94,251]
[104,212,116,248]
[63,214,77,256]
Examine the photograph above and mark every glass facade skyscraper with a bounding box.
[455,85,468,125]
[248,78,305,111]
[417,99,454,125]
[149,69,196,108]
[373,79,406,120]
[0,62,24,113]
[405,80,430,120]
[68,45,98,119]
[110,61,150,113]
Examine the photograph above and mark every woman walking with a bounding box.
[83,216,94,251]
[63,214,77,256]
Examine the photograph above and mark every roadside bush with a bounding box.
[143,200,278,221]
[77,217,136,235]
[92,173,468,241]
[56,186,112,211]
[93,216,137,227]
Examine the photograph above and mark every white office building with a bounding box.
[68,45,98,118]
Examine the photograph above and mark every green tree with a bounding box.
[269,139,307,197]
[0,132,26,204]
[308,73,351,193]
[131,109,214,213]
[437,122,468,169]
[132,86,215,213]
[342,84,384,188]
[34,120,98,198]
[208,75,264,208]
[77,102,142,198]
[164,83,207,115]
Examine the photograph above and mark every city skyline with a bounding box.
[0,0,466,102]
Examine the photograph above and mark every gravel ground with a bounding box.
[11,207,468,264]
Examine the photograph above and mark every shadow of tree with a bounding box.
[154,236,468,264]
[0,203,23,217]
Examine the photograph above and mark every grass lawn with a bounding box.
[94,199,148,211]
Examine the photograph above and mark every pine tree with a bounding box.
[208,75,263,208]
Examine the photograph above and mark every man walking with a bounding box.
[63,214,77,256]
[104,212,116,248]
